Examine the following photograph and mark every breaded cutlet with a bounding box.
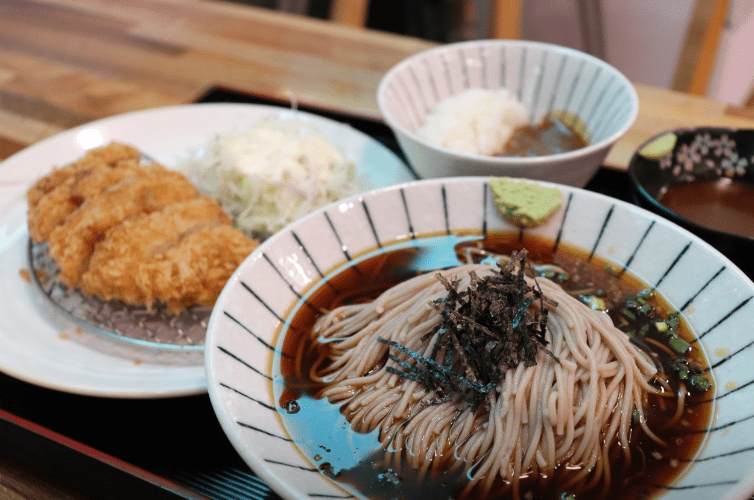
[28,158,143,243]
[48,163,199,287]
[26,142,140,209]
[136,225,259,314]
[79,195,232,305]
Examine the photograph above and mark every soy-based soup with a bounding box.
[276,234,712,500]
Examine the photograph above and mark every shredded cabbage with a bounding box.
[179,117,365,239]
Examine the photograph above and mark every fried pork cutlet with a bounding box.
[26,142,140,210]
[79,195,232,305]
[47,163,199,287]
[28,142,261,316]
[136,225,259,314]
[28,158,143,243]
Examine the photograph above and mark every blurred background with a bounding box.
[224,0,754,107]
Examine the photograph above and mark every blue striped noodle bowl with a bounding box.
[206,177,754,500]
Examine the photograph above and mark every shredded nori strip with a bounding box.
[379,250,558,409]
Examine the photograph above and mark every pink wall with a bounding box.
[522,0,753,104]
[707,0,754,104]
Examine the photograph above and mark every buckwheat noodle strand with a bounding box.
[306,264,673,499]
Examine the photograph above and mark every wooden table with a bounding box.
[2,1,754,499]
[2,0,754,169]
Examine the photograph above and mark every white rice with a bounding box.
[416,88,529,156]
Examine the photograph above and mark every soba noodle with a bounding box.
[306,263,671,499]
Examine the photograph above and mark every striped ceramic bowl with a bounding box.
[206,177,754,500]
[377,40,639,187]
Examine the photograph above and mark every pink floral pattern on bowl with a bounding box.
[628,127,754,277]
[657,130,754,180]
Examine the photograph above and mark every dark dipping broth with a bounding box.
[275,234,712,500]
[502,117,589,157]
[657,177,754,239]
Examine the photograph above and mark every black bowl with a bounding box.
[627,127,754,278]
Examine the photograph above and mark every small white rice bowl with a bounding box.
[378,40,639,187]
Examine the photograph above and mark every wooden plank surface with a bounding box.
[0,0,753,169]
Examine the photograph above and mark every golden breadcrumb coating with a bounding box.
[79,195,232,305]
[26,142,140,209]
[27,142,260,314]
[47,163,199,286]
[28,158,143,243]
[136,225,259,314]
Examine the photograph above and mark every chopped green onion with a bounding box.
[690,374,711,391]
[655,321,668,333]
[639,303,654,315]
[668,336,691,354]
[632,409,641,424]
[669,359,689,379]
[666,312,681,329]
[622,308,636,320]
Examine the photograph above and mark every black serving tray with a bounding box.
[0,88,645,500]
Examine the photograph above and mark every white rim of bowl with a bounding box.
[377,39,639,167]
[205,176,754,500]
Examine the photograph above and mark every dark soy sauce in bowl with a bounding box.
[657,177,754,239]
[275,234,713,500]
[502,116,589,157]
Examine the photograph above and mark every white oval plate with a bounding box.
[0,103,414,398]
